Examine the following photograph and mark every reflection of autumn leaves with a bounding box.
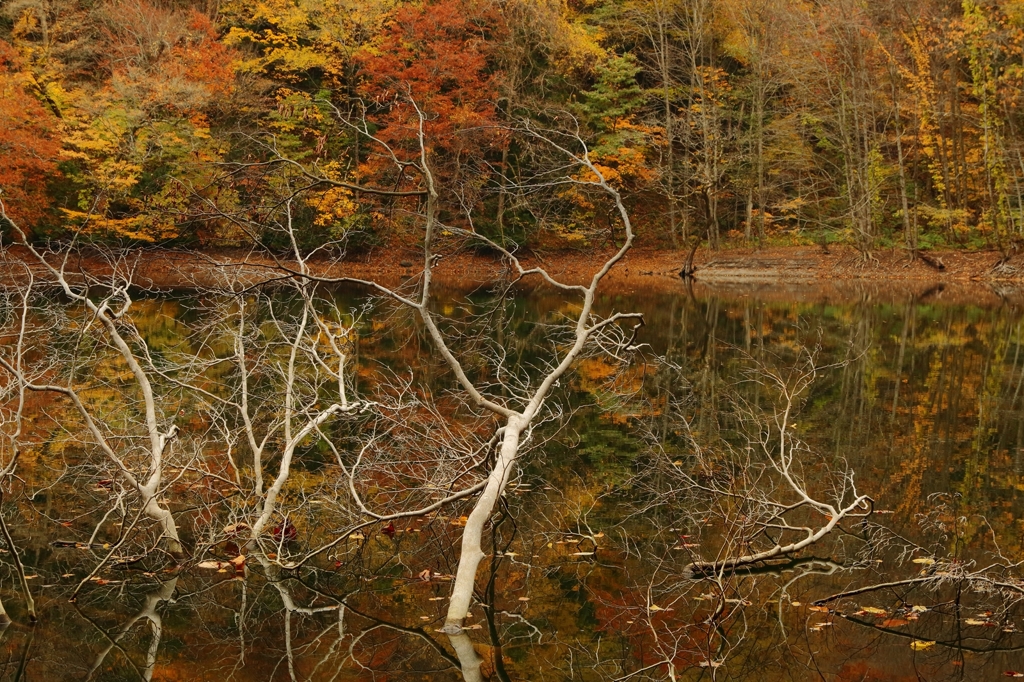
[575,357,656,423]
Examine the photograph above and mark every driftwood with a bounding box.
[678,240,699,279]
[676,357,873,578]
[911,249,945,271]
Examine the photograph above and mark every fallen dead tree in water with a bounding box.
[638,346,874,578]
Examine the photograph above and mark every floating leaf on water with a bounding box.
[698,660,723,668]
[197,561,224,569]
[1004,672,1024,677]
[518,597,530,601]
[348,533,365,541]
[860,607,887,616]
[61,573,74,578]
[790,601,802,607]
[909,640,936,650]
[571,552,595,557]
[911,605,929,613]
[428,597,444,601]
[912,557,936,565]
[964,619,990,626]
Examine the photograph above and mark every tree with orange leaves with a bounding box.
[0,40,60,231]
[355,0,506,199]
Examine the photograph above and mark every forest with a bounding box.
[5,2,1024,680]
[3,0,1024,256]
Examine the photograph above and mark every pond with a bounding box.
[3,279,1024,681]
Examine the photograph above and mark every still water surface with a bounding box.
[4,282,1024,681]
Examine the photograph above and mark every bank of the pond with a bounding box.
[6,244,1024,303]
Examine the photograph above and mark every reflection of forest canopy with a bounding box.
[6,290,1024,678]
[6,0,1024,250]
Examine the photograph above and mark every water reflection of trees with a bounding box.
[614,292,1024,679]
[5,289,1024,678]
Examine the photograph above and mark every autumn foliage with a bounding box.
[5,0,1024,249]
[0,40,60,229]
[356,0,504,158]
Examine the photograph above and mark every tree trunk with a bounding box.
[144,494,184,559]
[496,146,508,245]
[442,417,524,633]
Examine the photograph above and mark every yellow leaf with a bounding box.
[910,640,936,650]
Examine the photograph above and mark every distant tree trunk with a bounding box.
[745,189,753,241]
[755,87,767,241]
[655,1,680,248]
[496,145,508,245]
[891,68,915,251]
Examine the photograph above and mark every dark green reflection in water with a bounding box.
[4,284,1024,680]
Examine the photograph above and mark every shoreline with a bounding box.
[4,244,1024,306]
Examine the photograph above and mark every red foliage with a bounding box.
[175,12,237,103]
[356,0,505,169]
[272,519,298,543]
[0,41,61,229]
[98,1,236,114]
